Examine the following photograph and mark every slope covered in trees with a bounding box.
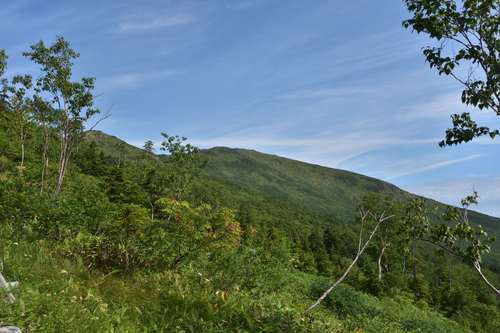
[1,116,499,331]
[1,34,499,332]
[79,130,500,330]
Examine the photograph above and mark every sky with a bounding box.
[1,0,499,216]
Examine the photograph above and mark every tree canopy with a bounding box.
[403,0,500,146]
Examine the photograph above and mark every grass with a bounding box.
[0,237,472,332]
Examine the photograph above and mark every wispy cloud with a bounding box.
[189,123,436,167]
[117,15,195,32]
[405,176,500,217]
[98,69,181,91]
[386,154,483,181]
[399,91,466,122]
[274,87,371,101]
[226,0,262,10]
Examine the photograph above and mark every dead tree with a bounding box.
[306,210,393,312]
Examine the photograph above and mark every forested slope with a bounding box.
[0,121,499,332]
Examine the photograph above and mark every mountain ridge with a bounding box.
[85,130,499,221]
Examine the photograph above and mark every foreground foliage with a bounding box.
[0,37,499,332]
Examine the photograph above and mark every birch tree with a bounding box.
[360,195,402,282]
[5,75,33,170]
[306,209,393,312]
[403,194,499,296]
[403,1,499,296]
[429,192,500,296]
[403,0,500,146]
[32,95,54,192]
[23,37,102,194]
[401,198,430,283]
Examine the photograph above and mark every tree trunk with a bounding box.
[40,123,49,193]
[412,244,417,284]
[55,150,71,195]
[474,261,500,296]
[378,245,387,282]
[19,125,25,169]
[55,126,71,195]
[20,141,24,168]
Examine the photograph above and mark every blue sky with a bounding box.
[2,0,499,216]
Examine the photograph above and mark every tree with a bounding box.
[0,49,6,75]
[308,228,331,273]
[23,37,104,194]
[0,49,7,101]
[429,192,500,296]
[402,198,431,283]
[403,0,500,146]
[143,140,155,153]
[159,133,202,199]
[115,141,126,167]
[360,194,402,282]
[5,75,33,170]
[403,1,500,297]
[0,50,10,116]
[32,95,55,192]
[402,193,499,296]
[141,133,201,219]
[142,166,168,220]
[306,208,393,312]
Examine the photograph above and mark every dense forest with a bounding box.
[1,1,499,331]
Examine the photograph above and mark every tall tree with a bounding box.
[0,49,5,75]
[401,198,431,288]
[0,49,8,110]
[403,194,500,296]
[0,50,6,85]
[5,75,33,169]
[32,95,54,192]
[360,194,402,282]
[142,133,201,219]
[143,140,155,153]
[23,37,103,194]
[160,133,202,199]
[306,208,394,312]
[403,0,500,146]
[430,192,500,296]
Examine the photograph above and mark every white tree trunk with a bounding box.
[306,212,393,312]
[378,245,387,282]
[40,124,49,193]
[474,261,500,296]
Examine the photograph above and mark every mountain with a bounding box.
[202,148,499,228]
[201,147,403,220]
[85,130,500,267]
[1,126,498,332]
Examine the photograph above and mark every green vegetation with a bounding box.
[0,30,499,332]
[403,0,500,146]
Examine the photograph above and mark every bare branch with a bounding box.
[473,261,500,296]
[88,107,112,132]
[306,213,393,312]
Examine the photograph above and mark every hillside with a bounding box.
[201,147,404,221]
[1,123,499,332]
[200,147,500,258]
[85,131,500,239]
[84,131,500,270]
